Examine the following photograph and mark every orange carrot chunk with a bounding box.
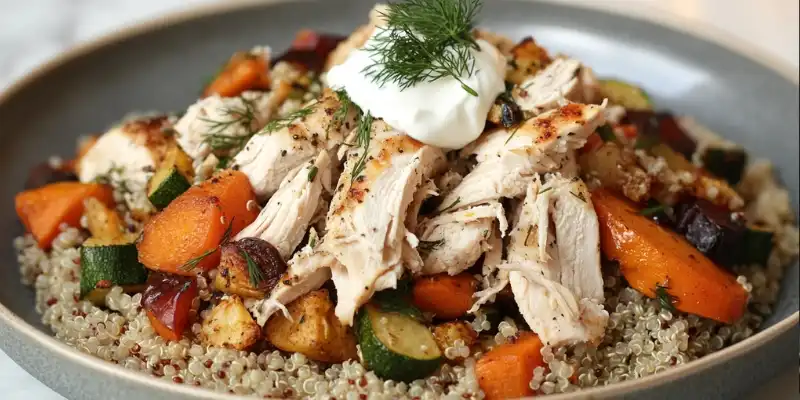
[15,182,114,249]
[476,332,545,400]
[411,273,476,319]
[203,52,271,98]
[186,170,259,235]
[592,188,748,323]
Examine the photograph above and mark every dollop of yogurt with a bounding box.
[327,31,506,149]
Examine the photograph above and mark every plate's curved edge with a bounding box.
[0,1,797,399]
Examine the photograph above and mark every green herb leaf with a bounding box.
[260,103,316,134]
[178,248,217,272]
[362,0,482,96]
[655,281,677,313]
[200,95,259,152]
[349,112,374,184]
[418,239,445,254]
[439,196,461,212]
[307,165,319,182]
[240,248,266,288]
[640,204,666,217]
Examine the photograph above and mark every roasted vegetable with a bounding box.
[138,170,258,275]
[357,302,442,382]
[84,197,126,241]
[265,289,357,363]
[411,273,476,320]
[640,199,674,227]
[475,332,545,400]
[147,146,194,210]
[214,238,287,298]
[675,199,746,268]
[702,147,747,185]
[143,273,198,342]
[24,162,77,190]
[80,236,148,306]
[200,295,260,350]
[432,321,478,363]
[598,79,652,110]
[593,188,748,323]
[622,111,696,158]
[507,37,552,85]
[742,225,774,266]
[693,174,744,211]
[15,182,114,249]
[203,51,271,98]
[487,95,523,128]
[578,141,652,202]
[273,30,346,73]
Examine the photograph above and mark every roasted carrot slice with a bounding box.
[411,273,476,319]
[592,188,748,323]
[15,182,114,249]
[137,194,226,275]
[476,332,545,400]
[202,52,271,98]
[186,170,259,236]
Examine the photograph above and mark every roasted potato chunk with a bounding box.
[214,238,287,298]
[84,197,125,241]
[507,37,552,85]
[200,295,260,350]
[432,321,478,363]
[694,175,744,211]
[265,289,357,363]
[579,141,652,203]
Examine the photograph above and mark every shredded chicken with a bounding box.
[438,102,607,212]
[503,175,608,346]
[322,121,446,325]
[417,202,507,276]
[232,89,358,200]
[236,151,333,259]
[513,58,583,113]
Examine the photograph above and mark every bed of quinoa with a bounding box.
[13,154,799,399]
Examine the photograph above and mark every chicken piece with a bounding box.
[503,176,608,346]
[174,88,289,163]
[513,58,583,114]
[470,223,509,313]
[507,37,553,85]
[200,295,260,350]
[235,151,333,258]
[247,248,334,326]
[438,102,607,212]
[264,289,358,363]
[78,116,174,216]
[417,202,508,276]
[406,179,438,233]
[232,89,358,200]
[323,121,446,325]
[324,4,388,71]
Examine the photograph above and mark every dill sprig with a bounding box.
[261,103,316,134]
[333,90,356,129]
[439,196,461,212]
[307,165,319,182]
[241,248,266,287]
[655,281,678,313]
[363,0,482,96]
[178,218,235,272]
[418,239,445,254]
[349,112,375,184]
[200,96,259,152]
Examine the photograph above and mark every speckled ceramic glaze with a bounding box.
[0,1,797,399]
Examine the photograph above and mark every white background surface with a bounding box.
[0,0,797,398]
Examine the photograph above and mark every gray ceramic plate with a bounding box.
[0,1,797,399]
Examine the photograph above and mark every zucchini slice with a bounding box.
[599,79,652,110]
[702,147,748,185]
[80,236,149,306]
[742,225,774,266]
[356,303,442,382]
[147,146,194,210]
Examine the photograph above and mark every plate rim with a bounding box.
[0,0,797,399]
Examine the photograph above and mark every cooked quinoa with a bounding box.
[12,2,800,399]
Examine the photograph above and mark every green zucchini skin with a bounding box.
[80,241,149,304]
[356,305,441,383]
[742,226,774,266]
[599,79,653,110]
[147,167,191,210]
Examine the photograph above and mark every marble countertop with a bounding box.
[0,0,797,398]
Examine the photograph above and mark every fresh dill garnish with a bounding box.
[418,239,445,254]
[307,165,319,182]
[504,113,535,145]
[308,234,317,249]
[179,218,234,272]
[200,95,259,152]
[93,164,133,196]
[439,196,461,212]
[569,191,587,203]
[261,103,316,134]
[523,226,534,246]
[349,112,375,184]
[640,204,666,217]
[655,281,677,313]
[333,90,357,129]
[363,0,483,96]
[537,187,553,195]
[241,248,266,288]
